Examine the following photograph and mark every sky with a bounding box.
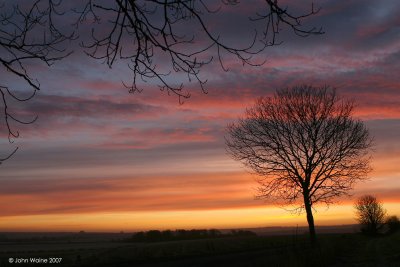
[0,0,399,232]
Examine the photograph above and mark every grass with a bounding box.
[1,232,399,266]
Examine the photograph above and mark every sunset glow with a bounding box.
[1,0,400,232]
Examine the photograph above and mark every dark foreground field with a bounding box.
[0,230,399,267]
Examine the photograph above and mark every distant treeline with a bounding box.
[127,229,256,242]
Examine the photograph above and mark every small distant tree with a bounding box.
[226,85,373,244]
[385,215,400,234]
[355,195,386,235]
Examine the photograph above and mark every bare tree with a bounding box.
[355,195,386,235]
[0,0,73,160]
[76,0,323,102]
[0,0,322,161]
[226,85,372,244]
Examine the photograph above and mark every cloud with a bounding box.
[24,94,166,119]
[0,172,258,217]
[1,0,400,229]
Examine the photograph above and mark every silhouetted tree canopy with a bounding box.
[127,228,256,242]
[0,0,322,161]
[355,195,386,235]
[226,85,372,244]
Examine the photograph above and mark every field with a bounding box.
[0,229,399,267]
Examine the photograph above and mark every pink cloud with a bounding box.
[95,127,218,150]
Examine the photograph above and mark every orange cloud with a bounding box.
[0,172,258,217]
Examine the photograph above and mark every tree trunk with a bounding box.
[304,194,317,245]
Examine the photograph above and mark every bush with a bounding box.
[385,215,400,234]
